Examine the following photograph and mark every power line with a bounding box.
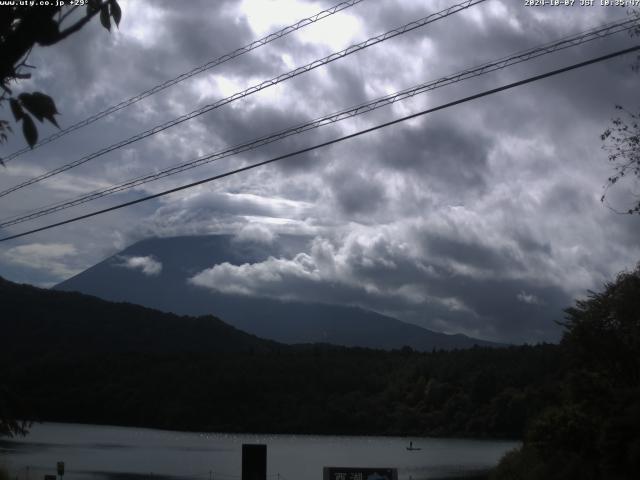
[1,45,637,243]
[0,0,486,198]
[0,16,634,228]
[1,0,367,163]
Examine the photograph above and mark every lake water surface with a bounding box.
[0,423,518,480]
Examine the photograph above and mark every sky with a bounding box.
[0,0,639,344]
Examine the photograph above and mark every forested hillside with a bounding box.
[1,276,560,438]
[1,276,277,355]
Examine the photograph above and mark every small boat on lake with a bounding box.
[406,441,421,451]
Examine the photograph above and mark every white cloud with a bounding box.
[116,255,163,276]
[240,0,363,50]
[190,232,441,307]
[1,243,80,279]
[517,291,542,305]
[234,223,277,244]
[190,254,320,298]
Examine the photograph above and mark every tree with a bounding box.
[600,10,640,214]
[601,106,640,214]
[562,264,640,387]
[492,265,640,480]
[0,0,122,162]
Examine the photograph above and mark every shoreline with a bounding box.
[10,420,521,443]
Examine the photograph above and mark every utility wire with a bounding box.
[1,0,367,163]
[0,0,486,198]
[1,45,637,243]
[0,17,634,228]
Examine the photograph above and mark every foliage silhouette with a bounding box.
[492,264,640,480]
[0,0,121,160]
[600,9,640,214]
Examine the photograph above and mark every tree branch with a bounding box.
[55,4,104,43]
[59,5,79,26]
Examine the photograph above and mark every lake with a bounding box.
[0,423,518,480]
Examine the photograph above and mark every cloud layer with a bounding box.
[1,0,639,342]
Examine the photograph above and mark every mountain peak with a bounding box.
[56,234,501,350]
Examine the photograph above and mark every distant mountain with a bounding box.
[55,235,500,350]
[1,276,277,355]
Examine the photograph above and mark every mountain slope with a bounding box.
[1,276,277,355]
[55,234,499,350]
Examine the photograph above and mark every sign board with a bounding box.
[56,462,65,476]
[323,467,398,480]
[242,444,266,480]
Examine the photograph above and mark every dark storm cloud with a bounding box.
[195,98,317,156]
[313,60,372,109]
[156,0,255,62]
[422,233,521,273]
[543,183,595,217]
[416,269,570,342]
[511,228,553,258]
[328,168,387,216]
[376,118,492,191]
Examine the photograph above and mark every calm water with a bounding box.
[0,423,518,480]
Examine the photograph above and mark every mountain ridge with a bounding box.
[54,234,501,351]
[0,275,278,355]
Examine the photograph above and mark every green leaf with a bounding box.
[10,98,23,121]
[22,114,38,148]
[18,92,59,127]
[87,0,100,14]
[34,18,60,46]
[19,93,43,122]
[110,0,122,27]
[100,4,111,31]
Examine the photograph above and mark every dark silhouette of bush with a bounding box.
[492,265,640,480]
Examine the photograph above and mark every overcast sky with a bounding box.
[1,0,639,343]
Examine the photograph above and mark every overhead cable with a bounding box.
[1,44,637,243]
[1,0,367,163]
[0,16,634,228]
[0,0,486,198]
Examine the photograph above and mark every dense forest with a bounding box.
[2,265,640,479]
[1,276,560,439]
[3,345,563,438]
